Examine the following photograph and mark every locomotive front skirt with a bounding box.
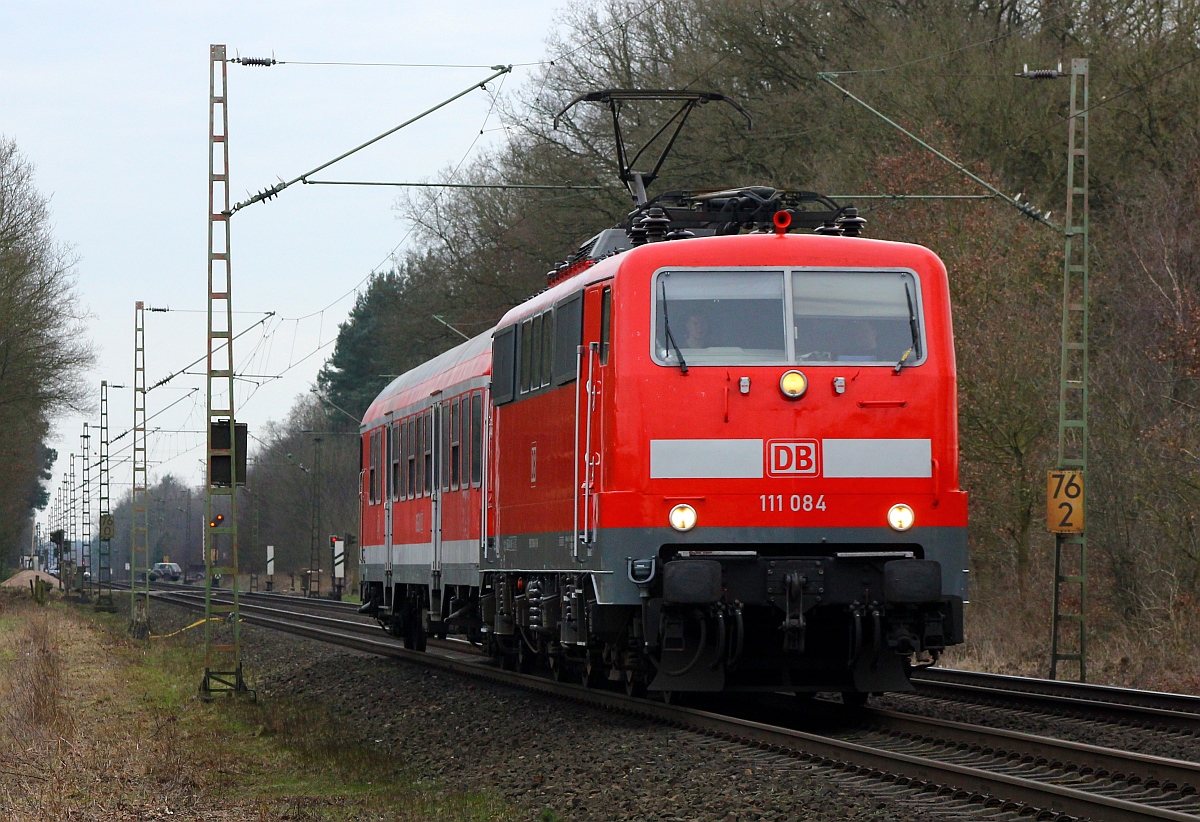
[358,230,967,696]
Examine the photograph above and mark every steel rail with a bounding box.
[866,708,1200,797]
[146,590,1200,822]
[912,668,1200,731]
[916,667,1200,715]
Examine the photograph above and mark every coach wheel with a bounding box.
[660,690,675,705]
[623,669,646,698]
[408,613,427,653]
[548,653,570,682]
[842,691,868,709]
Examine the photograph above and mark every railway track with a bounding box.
[911,667,1200,733]
[141,587,1200,821]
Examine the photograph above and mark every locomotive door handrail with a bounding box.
[480,389,490,558]
[573,343,585,559]
[582,340,600,548]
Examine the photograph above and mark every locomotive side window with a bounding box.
[655,271,786,365]
[470,391,483,486]
[541,312,553,387]
[532,314,544,389]
[492,325,517,405]
[600,287,612,365]
[519,319,534,394]
[552,291,583,385]
[792,271,922,365]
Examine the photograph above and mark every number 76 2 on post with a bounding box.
[1046,470,1084,534]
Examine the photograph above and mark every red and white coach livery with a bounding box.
[359,188,967,699]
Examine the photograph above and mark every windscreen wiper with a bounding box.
[894,282,922,374]
[660,278,688,374]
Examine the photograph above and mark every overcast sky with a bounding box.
[1,2,570,526]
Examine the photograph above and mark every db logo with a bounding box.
[767,440,820,477]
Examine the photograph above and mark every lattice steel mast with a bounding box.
[95,381,117,611]
[131,302,150,637]
[68,454,77,587]
[80,425,92,602]
[1050,58,1090,681]
[201,44,250,698]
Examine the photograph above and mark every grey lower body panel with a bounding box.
[363,525,969,606]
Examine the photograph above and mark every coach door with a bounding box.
[429,403,445,616]
[574,282,612,557]
[384,415,394,590]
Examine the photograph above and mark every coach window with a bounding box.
[600,287,612,365]
[406,419,416,499]
[368,431,378,505]
[441,404,451,493]
[414,415,424,497]
[376,430,383,504]
[398,420,407,499]
[519,319,533,394]
[424,408,434,496]
[449,398,461,490]
[470,391,483,487]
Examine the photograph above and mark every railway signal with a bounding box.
[200,44,251,700]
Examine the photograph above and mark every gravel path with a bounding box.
[140,598,1020,822]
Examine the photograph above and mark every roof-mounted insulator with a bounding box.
[814,222,844,236]
[837,207,867,237]
[1015,63,1064,80]
[235,56,277,67]
[642,208,672,242]
[628,217,649,246]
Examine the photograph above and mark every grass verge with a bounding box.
[0,590,519,820]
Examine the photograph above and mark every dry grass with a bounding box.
[942,587,1200,694]
[0,592,518,820]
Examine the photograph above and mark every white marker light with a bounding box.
[669,504,697,532]
[887,503,915,532]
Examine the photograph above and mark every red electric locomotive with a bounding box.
[358,188,967,700]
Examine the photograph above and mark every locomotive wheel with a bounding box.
[548,653,570,682]
[579,654,603,688]
[841,691,868,709]
[517,638,536,674]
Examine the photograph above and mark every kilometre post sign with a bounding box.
[1047,470,1084,533]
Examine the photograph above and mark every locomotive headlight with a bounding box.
[887,503,915,532]
[668,504,697,532]
[779,370,808,399]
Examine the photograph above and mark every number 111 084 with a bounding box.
[761,494,826,513]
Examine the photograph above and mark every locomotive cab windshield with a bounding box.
[654,268,926,367]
